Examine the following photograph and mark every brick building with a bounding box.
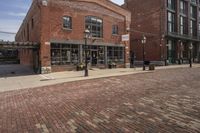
[124,0,200,65]
[16,0,131,73]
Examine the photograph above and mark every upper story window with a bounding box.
[27,23,29,41]
[191,0,197,4]
[190,5,197,19]
[190,20,197,36]
[112,25,118,35]
[180,0,187,14]
[199,9,200,19]
[63,16,72,29]
[180,16,187,34]
[85,16,103,38]
[167,11,176,33]
[198,23,200,37]
[167,0,176,10]
[23,30,25,40]
[31,18,34,29]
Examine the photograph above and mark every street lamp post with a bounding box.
[165,44,169,66]
[84,29,90,77]
[141,35,147,71]
[160,35,164,63]
[180,42,183,64]
[189,43,193,68]
[178,40,181,65]
[160,44,162,61]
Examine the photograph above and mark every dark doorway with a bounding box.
[0,41,40,75]
[91,50,98,66]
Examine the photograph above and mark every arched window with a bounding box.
[85,16,103,38]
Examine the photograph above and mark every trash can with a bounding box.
[144,61,150,66]
[149,64,155,71]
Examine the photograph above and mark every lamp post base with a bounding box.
[189,50,192,68]
[164,59,168,66]
[143,65,145,71]
[85,69,88,77]
[190,60,192,68]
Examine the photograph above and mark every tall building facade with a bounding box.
[16,0,131,73]
[124,0,200,64]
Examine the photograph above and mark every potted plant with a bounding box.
[108,61,116,69]
[112,62,116,68]
[76,63,85,71]
[108,61,112,69]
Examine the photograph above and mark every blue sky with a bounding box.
[0,0,124,41]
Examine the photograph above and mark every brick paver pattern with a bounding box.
[0,68,200,133]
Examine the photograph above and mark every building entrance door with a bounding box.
[91,50,98,66]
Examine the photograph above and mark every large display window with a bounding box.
[51,43,79,65]
[107,46,124,64]
[51,43,125,66]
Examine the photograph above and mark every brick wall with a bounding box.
[16,0,131,72]
[18,49,34,66]
[124,0,165,61]
[15,1,41,43]
[15,1,41,67]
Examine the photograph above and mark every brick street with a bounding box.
[0,68,200,133]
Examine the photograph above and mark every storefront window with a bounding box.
[51,43,79,65]
[82,45,105,65]
[107,46,124,64]
[98,46,105,64]
[51,43,125,66]
[167,40,176,63]
[71,45,79,64]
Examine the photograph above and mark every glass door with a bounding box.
[91,50,98,66]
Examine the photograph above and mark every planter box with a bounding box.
[149,64,155,71]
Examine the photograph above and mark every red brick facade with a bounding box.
[16,0,131,73]
[124,0,200,65]
[123,0,166,63]
[18,49,34,66]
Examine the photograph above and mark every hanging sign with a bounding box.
[122,34,129,41]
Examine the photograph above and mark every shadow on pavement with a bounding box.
[0,64,35,78]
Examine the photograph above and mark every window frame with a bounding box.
[51,43,79,66]
[107,46,125,64]
[180,0,187,14]
[31,18,34,29]
[167,11,176,33]
[167,0,176,10]
[63,16,72,30]
[112,25,119,35]
[190,5,197,19]
[180,16,187,35]
[85,16,103,38]
[190,19,197,36]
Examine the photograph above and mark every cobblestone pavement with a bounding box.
[0,68,200,133]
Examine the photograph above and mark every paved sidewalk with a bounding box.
[0,64,199,92]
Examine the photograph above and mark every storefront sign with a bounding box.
[122,34,129,41]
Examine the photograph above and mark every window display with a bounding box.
[51,43,79,65]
